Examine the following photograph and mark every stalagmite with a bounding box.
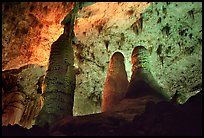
[111,46,170,120]
[35,3,79,127]
[102,52,129,112]
[125,46,169,100]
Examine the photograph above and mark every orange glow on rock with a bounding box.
[102,52,129,112]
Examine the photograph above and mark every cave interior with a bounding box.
[2,2,202,136]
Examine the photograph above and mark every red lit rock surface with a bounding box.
[102,52,129,112]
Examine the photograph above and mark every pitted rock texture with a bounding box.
[138,2,202,103]
[2,2,202,116]
[73,2,151,115]
[74,2,202,114]
[2,64,46,128]
[35,20,76,126]
[2,2,73,70]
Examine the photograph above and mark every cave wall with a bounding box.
[139,2,202,103]
[2,64,46,128]
[2,2,73,70]
[73,2,202,115]
[2,2,202,117]
[73,2,151,115]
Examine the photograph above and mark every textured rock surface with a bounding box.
[35,4,78,126]
[2,2,202,116]
[138,2,202,103]
[73,2,151,115]
[2,2,73,70]
[126,46,169,100]
[2,64,46,129]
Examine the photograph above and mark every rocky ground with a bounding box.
[2,92,202,136]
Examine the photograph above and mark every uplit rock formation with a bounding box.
[110,46,168,120]
[102,52,129,112]
[73,2,151,115]
[35,3,78,126]
[125,46,169,100]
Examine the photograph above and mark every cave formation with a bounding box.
[2,2,202,136]
[102,51,129,112]
[35,2,79,127]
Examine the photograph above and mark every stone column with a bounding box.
[35,3,79,126]
[102,52,129,112]
[125,46,169,100]
[35,32,76,126]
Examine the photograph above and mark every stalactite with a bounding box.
[2,65,46,129]
[2,91,26,126]
[2,90,41,129]
[18,94,41,129]
[102,52,129,112]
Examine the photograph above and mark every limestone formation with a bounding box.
[35,3,79,126]
[102,52,129,112]
[125,46,169,100]
[2,64,46,129]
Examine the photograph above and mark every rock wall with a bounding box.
[73,2,202,115]
[2,64,46,129]
[2,2,73,70]
[138,2,202,103]
[73,2,150,115]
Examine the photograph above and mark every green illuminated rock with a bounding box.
[35,3,79,127]
[125,46,170,100]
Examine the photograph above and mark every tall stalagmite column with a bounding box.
[102,52,129,112]
[125,46,169,100]
[35,3,79,127]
